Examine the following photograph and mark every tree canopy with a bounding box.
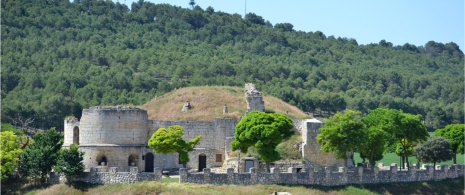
[434,124,464,164]
[359,108,393,169]
[0,130,22,180]
[19,128,63,183]
[55,144,85,183]
[231,111,293,171]
[148,125,202,168]
[414,137,453,168]
[316,110,365,167]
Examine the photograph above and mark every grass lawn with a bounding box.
[353,152,464,167]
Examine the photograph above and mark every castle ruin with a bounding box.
[63,84,342,174]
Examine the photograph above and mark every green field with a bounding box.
[353,153,464,167]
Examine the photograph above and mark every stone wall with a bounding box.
[148,118,237,170]
[180,164,464,186]
[50,167,162,184]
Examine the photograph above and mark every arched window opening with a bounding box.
[128,154,139,166]
[73,126,79,145]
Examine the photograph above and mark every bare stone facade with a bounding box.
[244,83,265,113]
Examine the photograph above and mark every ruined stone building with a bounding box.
[63,84,343,173]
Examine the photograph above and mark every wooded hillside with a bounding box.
[1,0,463,130]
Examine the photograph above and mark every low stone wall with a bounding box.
[180,164,464,186]
[50,167,162,184]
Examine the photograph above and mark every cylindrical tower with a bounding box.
[79,107,148,145]
[63,116,80,147]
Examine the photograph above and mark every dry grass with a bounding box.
[140,86,309,121]
[21,177,465,195]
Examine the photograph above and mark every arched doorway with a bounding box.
[73,126,79,145]
[198,154,207,172]
[145,153,154,172]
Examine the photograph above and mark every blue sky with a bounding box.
[122,0,464,51]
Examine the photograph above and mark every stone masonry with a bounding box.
[180,164,464,186]
[244,83,265,113]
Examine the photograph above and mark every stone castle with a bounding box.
[63,83,343,174]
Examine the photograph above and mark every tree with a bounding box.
[317,110,365,168]
[369,108,429,170]
[19,128,63,183]
[231,111,294,172]
[360,108,397,170]
[245,13,266,25]
[434,124,464,164]
[395,111,429,170]
[1,130,22,180]
[414,137,453,176]
[55,144,84,184]
[148,125,202,168]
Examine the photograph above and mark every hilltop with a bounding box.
[141,86,309,121]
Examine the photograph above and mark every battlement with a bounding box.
[180,164,464,186]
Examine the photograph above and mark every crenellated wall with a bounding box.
[180,164,464,186]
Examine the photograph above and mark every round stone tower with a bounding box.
[77,106,149,171]
[79,106,148,145]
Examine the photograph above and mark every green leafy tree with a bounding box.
[1,130,22,180]
[148,125,202,168]
[434,124,464,164]
[317,110,365,168]
[19,128,63,183]
[395,111,429,169]
[360,108,397,169]
[367,108,428,169]
[414,137,453,176]
[231,111,294,172]
[55,144,84,184]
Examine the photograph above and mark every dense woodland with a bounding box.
[1,0,463,131]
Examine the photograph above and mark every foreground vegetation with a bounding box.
[6,177,463,195]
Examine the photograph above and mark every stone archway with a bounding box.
[73,126,79,145]
[145,153,154,172]
[198,154,207,172]
[96,154,108,166]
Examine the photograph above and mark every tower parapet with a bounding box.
[244,83,265,113]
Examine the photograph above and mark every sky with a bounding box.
[122,0,464,51]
